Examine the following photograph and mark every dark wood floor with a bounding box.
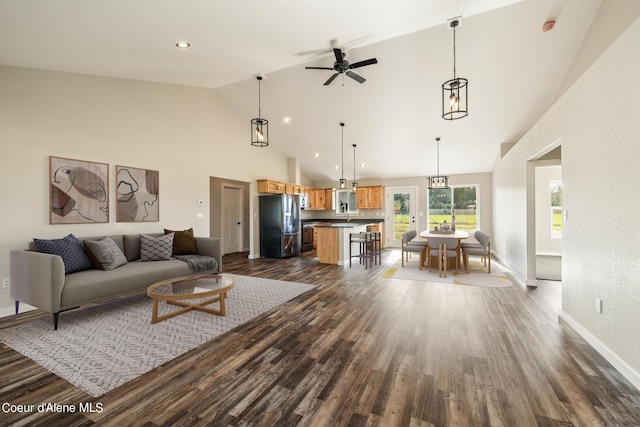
[1,250,639,426]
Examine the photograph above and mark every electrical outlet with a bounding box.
[1,278,9,288]
[596,298,603,313]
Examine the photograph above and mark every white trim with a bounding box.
[559,309,640,391]
[0,302,36,318]
[536,251,562,257]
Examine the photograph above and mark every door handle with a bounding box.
[237,222,241,225]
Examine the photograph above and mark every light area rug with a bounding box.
[382,257,512,287]
[0,274,315,397]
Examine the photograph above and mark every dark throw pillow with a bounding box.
[164,228,198,255]
[33,233,93,274]
[140,233,174,261]
[84,237,128,271]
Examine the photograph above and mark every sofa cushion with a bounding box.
[33,234,93,274]
[60,259,195,309]
[84,237,128,271]
[140,233,174,261]
[164,228,198,255]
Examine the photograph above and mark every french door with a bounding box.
[385,186,418,247]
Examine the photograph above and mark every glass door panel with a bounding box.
[385,187,417,247]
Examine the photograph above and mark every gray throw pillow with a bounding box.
[140,233,174,261]
[84,237,128,270]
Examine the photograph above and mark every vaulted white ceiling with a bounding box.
[0,0,604,182]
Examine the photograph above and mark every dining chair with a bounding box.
[462,232,491,273]
[427,236,459,277]
[401,230,426,270]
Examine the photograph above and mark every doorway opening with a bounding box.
[526,143,562,285]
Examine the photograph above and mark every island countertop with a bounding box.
[313,222,376,228]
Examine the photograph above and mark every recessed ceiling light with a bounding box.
[334,165,340,170]
[283,117,292,124]
[314,153,320,158]
[176,42,191,48]
[360,163,367,168]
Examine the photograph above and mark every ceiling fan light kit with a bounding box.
[442,18,468,120]
[305,48,378,86]
[251,75,269,147]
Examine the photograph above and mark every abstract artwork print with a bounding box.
[116,165,159,222]
[49,156,109,224]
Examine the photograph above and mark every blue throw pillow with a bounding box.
[33,234,93,274]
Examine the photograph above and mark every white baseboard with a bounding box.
[492,252,528,287]
[559,309,640,391]
[0,302,36,318]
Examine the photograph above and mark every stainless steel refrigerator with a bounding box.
[259,194,301,258]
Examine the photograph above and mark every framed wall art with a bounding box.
[116,165,159,222]
[49,156,109,224]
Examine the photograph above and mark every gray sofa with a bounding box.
[10,233,222,329]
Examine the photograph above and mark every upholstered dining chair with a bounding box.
[401,230,426,270]
[462,232,491,273]
[427,236,459,278]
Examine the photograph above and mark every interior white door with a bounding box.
[385,186,417,248]
[222,186,242,254]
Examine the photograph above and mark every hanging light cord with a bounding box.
[452,23,457,80]
[257,77,262,119]
[353,144,357,182]
[341,124,345,181]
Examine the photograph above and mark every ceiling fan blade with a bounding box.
[333,48,344,64]
[349,58,378,69]
[324,73,339,86]
[305,66,334,70]
[346,71,366,84]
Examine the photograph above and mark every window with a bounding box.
[428,185,478,231]
[551,180,562,238]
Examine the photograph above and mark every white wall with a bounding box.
[492,18,640,385]
[0,65,289,313]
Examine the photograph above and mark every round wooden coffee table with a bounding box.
[146,273,235,324]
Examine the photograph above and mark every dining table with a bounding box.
[419,230,469,269]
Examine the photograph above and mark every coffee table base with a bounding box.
[151,293,229,324]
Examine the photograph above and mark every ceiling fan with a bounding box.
[305,48,378,86]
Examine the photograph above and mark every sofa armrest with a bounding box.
[10,250,66,314]
[195,237,222,273]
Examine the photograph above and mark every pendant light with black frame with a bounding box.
[339,122,347,189]
[442,18,468,120]
[251,75,269,147]
[428,137,449,189]
[351,143,358,192]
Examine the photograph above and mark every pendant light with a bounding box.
[428,137,449,189]
[339,122,346,189]
[251,75,269,147]
[442,18,468,120]
[351,143,358,192]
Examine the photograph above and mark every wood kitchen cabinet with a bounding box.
[257,179,286,194]
[369,185,384,209]
[356,187,370,209]
[356,185,384,209]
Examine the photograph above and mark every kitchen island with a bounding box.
[314,222,375,265]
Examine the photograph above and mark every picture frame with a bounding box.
[49,156,109,224]
[115,165,159,222]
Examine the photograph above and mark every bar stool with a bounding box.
[366,231,382,266]
[349,232,370,268]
